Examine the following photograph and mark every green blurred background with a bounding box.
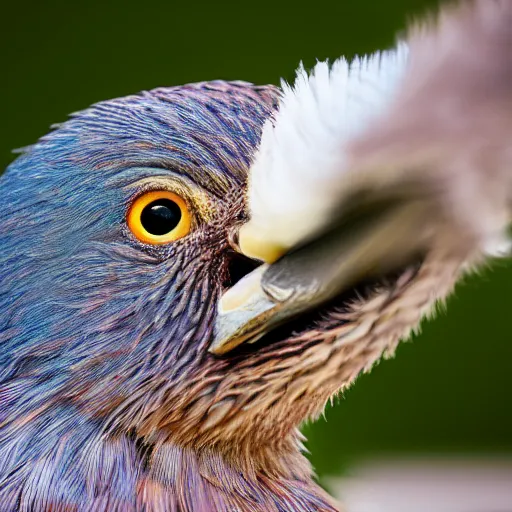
[2,0,512,481]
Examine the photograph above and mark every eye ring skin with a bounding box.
[127,190,192,245]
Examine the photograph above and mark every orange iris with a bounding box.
[127,190,191,245]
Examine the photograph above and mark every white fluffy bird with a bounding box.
[211,0,512,354]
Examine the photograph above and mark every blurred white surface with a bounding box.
[327,458,512,512]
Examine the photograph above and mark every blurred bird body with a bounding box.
[1,1,511,511]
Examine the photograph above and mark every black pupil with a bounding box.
[140,199,182,236]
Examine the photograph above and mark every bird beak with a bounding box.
[209,197,432,355]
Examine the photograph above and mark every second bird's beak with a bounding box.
[209,197,433,355]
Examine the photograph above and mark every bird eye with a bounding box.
[127,191,191,244]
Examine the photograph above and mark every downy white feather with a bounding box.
[244,43,409,259]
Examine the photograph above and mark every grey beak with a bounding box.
[209,198,433,355]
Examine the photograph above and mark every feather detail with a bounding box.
[346,0,512,259]
[244,43,409,258]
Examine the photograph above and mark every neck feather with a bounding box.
[0,422,339,511]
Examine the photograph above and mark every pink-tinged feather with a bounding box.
[349,0,512,256]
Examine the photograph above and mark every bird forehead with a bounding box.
[62,81,280,194]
